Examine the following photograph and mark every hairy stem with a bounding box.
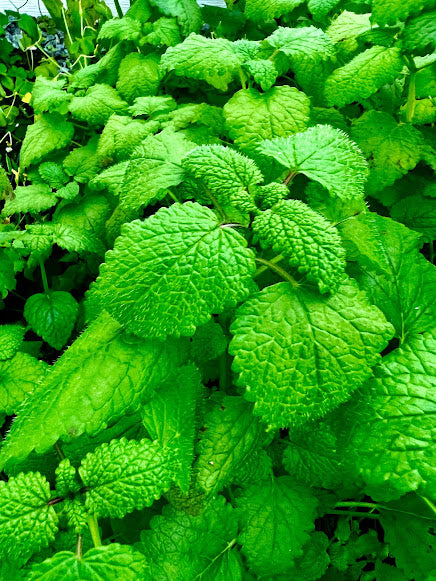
[283,170,297,186]
[88,513,102,547]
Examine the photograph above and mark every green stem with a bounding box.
[418,495,436,517]
[195,539,237,579]
[76,534,83,558]
[54,442,65,461]
[254,253,284,278]
[113,0,123,18]
[39,260,50,294]
[205,187,228,222]
[283,170,297,186]
[88,513,102,547]
[335,501,436,521]
[328,510,380,520]
[405,71,416,123]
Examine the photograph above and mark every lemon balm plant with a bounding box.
[0,0,435,578]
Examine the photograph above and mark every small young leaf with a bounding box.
[0,472,58,564]
[24,291,79,350]
[38,162,69,189]
[80,437,173,519]
[90,202,256,338]
[252,199,346,293]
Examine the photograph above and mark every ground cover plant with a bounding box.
[0,0,435,578]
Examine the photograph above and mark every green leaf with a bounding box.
[0,248,23,299]
[229,279,393,429]
[236,476,318,577]
[308,0,341,20]
[116,53,161,103]
[2,184,58,215]
[264,26,334,63]
[142,17,182,47]
[402,11,436,55]
[55,458,81,496]
[252,199,346,293]
[141,365,203,491]
[242,59,280,91]
[140,496,238,580]
[223,87,310,153]
[195,396,266,495]
[119,129,195,211]
[380,494,436,581]
[38,162,69,189]
[26,544,148,580]
[0,312,186,469]
[0,352,48,415]
[341,331,436,501]
[90,161,128,196]
[90,202,256,338]
[97,16,142,42]
[68,84,129,126]
[258,125,368,200]
[31,77,72,115]
[391,194,436,242]
[63,137,100,184]
[160,34,242,91]
[339,213,436,340]
[244,0,305,21]
[326,11,373,54]
[0,472,58,564]
[96,115,156,165]
[20,113,74,169]
[24,291,79,350]
[372,0,435,26]
[190,320,227,363]
[182,144,263,206]
[0,324,25,360]
[287,532,331,580]
[79,437,173,519]
[325,47,403,108]
[57,182,80,200]
[0,167,12,199]
[129,95,177,117]
[149,0,202,36]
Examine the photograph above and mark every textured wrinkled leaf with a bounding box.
[80,438,173,519]
[339,213,436,340]
[142,17,182,47]
[287,532,331,580]
[63,137,100,184]
[265,26,334,62]
[129,95,177,117]
[120,129,195,211]
[230,279,393,429]
[57,182,80,200]
[182,144,263,206]
[325,47,403,108]
[0,472,58,564]
[116,53,161,103]
[243,59,280,91]
[258,125,368,200]
[20,113,74,169]
[244,0,304,21]
[90,202,256,338]
[0,352,47,415]
[38,162,68,189]
[160,34,242,91]
[2,184,58,215]
[237,476,318,576]
[372,0,435,26]
[326,11,373,54]
[26,544,148,580]
[98,16,142,42]
[140,496,238,580]
[224,86,310,152]
[252,199,346,293]
[96,114,155,165]
[149,0,202,36]
[141,365,203,491]
[0,312,185,469]
[351,111,424,195]
[342,331,436,501]
[308,0,341,19]
[24,291,79,350]
[195,396,266,495]
[391,194,436,241]
[402,11,436,55]
[0,325,25,360]
[31,77,72,115]
[68,84,129,126]
[380,494,436,581]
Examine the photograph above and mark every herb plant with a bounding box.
[0,0,435,579]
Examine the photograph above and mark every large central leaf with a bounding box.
[230,279,393,428]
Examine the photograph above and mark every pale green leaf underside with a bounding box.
[252,199,346,293]
[258,124,368,200]
[237,476,318,576]
[224,86,310,152]
[80,438,173,519]
[90,202,256,338]
[230,279,393,429]
[0,312,184,469]
[325,47,403,108]
[26,544,148,580]
[345,331,436,501]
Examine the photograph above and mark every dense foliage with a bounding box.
[0,0,435,579]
